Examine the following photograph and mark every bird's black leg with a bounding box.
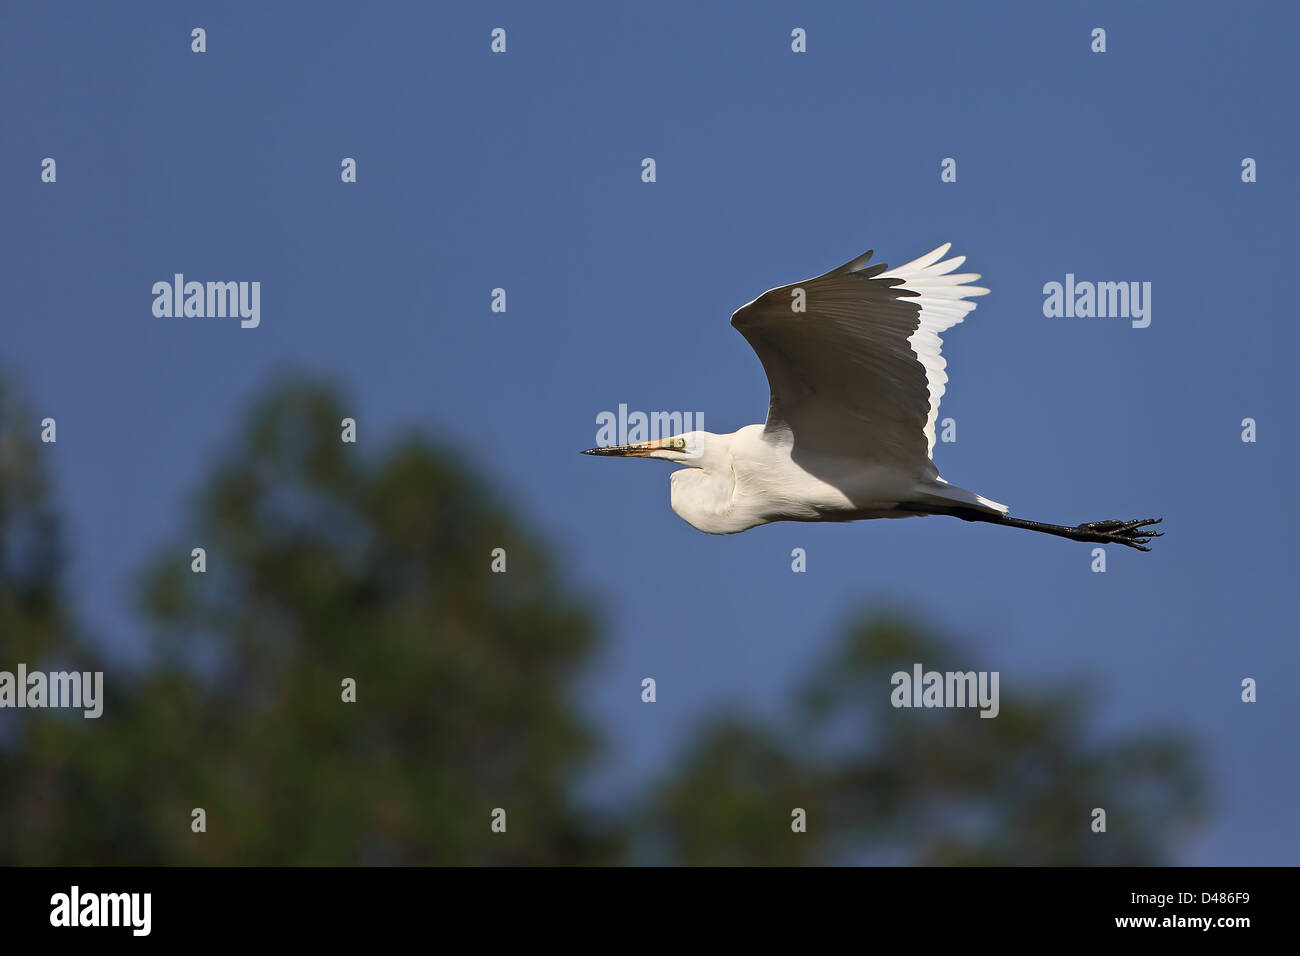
[993,515,1163,551]
[901,504,1163,552]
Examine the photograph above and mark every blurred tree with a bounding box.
[0,378,616,864]
[0,376,1206,865]
[0,381,109,857]
[643,613,1205,865]
[0,381,75,665]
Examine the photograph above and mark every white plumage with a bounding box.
[880,244,986,459]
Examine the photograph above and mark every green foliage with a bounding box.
[643,613,1205,865]
[0,382,74,666]
[0,377,1205,865]
[1,380,612,864]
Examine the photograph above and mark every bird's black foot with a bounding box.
[1076,517,1164,551]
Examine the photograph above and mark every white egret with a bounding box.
[583,244,1161,551]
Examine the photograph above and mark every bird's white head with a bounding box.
[583,430,747,534]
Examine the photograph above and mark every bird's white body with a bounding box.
[667,424,999,535]
[668,425,894,533]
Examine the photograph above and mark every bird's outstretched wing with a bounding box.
[730,243,988,475]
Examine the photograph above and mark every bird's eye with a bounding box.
[675,438,686,449]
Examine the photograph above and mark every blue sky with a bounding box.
[3,2,1297,863]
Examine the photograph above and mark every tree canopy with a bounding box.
[0,377,1204,865]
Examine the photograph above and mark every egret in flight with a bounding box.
[583,244,1162,551]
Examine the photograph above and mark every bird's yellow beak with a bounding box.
[581,438,675,458]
